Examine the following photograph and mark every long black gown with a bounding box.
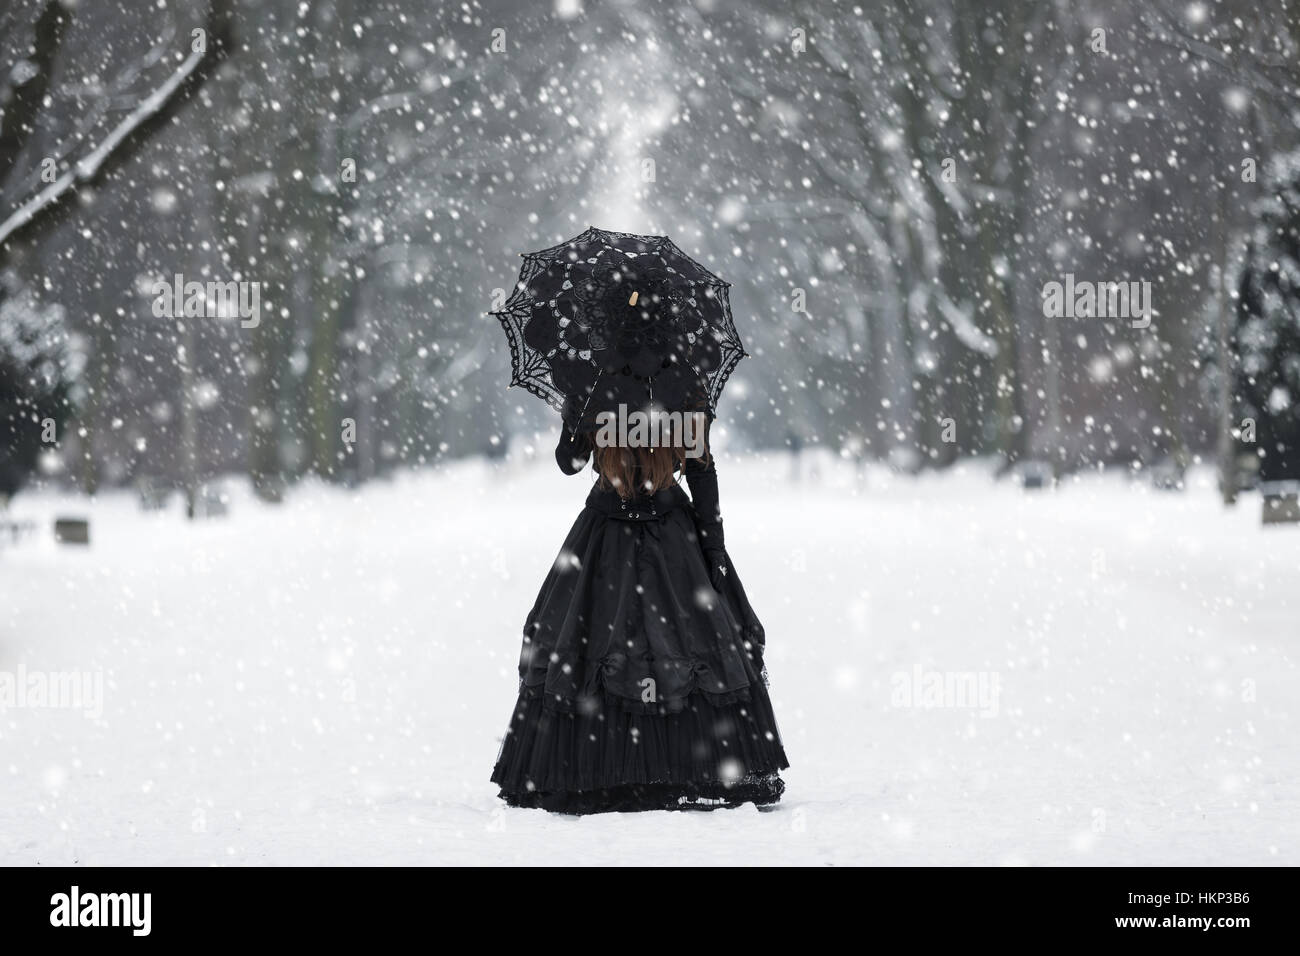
[489,429,789,813]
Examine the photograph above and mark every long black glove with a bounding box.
[684,440,728,590]
[703,548,729,592]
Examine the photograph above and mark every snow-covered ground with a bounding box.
[1,451,1297,865]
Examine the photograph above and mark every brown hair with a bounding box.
[594,441,709,499]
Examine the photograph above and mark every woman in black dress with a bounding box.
[490,417,789,813]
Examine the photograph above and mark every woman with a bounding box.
[489,414,789,813]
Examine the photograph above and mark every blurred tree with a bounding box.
[0,278,74,503]
[1233,149,1300,485]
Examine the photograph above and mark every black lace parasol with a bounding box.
[490,226,747,432]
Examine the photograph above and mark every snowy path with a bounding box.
[2,454,1297,865]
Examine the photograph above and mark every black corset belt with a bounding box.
[584,483,689,522]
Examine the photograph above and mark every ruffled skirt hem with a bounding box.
[490,685,789,800]
[498,773,785,814]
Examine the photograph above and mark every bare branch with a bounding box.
[0,45,204,246]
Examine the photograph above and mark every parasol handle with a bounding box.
[570,369,604,442]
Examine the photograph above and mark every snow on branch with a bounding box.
[937,291,999,357]
[0,44,205,247]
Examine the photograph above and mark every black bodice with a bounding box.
[554,427,724,554]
